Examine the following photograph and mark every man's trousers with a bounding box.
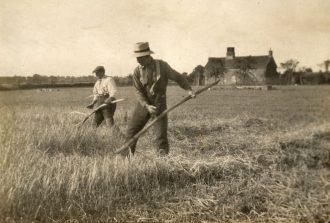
[93,95,116,128]
[126,102,168,155]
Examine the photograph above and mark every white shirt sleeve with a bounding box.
[107,77,117,98]
[93,82,98,101]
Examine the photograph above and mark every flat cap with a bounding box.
[92,66,105,73]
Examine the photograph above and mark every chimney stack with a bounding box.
[226,47,235,59]
[269,48,273,57]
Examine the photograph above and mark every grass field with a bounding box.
[0,85,329,222]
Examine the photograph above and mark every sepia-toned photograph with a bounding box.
[0,0,329,222]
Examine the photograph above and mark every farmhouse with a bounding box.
[203,47,279,85]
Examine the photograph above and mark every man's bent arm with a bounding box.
[107,77,117,98]
[163,62,192,91]
[92,82,98,102]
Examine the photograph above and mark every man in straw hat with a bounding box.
[125,42,195,157]
[86,65,118,128]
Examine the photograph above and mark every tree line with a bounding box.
[0,74,134,90]
[1,59,329,90]
[279,59,330,85]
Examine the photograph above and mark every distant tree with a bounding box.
[324,60,330,72]
[112,75,133,86]
[127,74,133,83]
[294,67,311,85]
[298,67,313,73]
[280,59,299,84]
[49,76,58,85]
[87,75,96,83]
[32,74,42,84]
[13,76,26,84]
[188,65,204,86]
[281,59,299,71]
[203,60,225,85]
[236,56,257,85]
[316,60,330,73]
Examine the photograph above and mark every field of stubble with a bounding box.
[0,85,329,223]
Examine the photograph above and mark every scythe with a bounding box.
[77,98,126,127]
[114,80,220,155]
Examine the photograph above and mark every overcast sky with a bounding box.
[0,0,329,76]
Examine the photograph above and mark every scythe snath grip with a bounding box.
[78,98,126,127]
[114,79,220,155]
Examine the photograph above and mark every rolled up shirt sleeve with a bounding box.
[162,62,192,91]
[133,68,149,108]
[107,77,117,98]
[92,82,98,102]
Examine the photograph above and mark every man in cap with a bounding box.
[87,66,117,128]
[124,42,195,157]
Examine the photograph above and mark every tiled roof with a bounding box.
[208,55,276,69]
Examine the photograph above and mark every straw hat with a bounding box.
[134,42,154,57]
